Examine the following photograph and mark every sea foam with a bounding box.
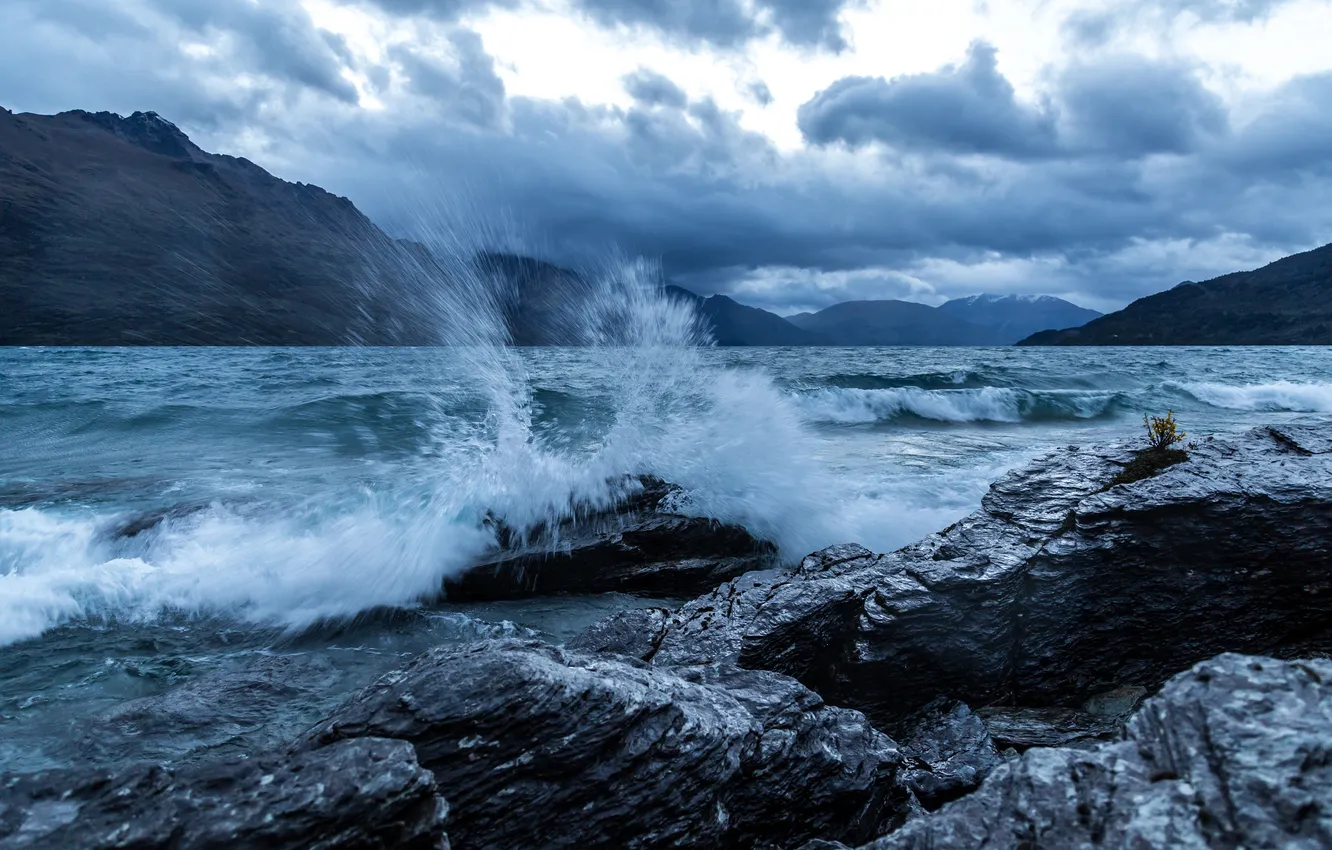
[1168,380,1332,413]
[0,258,864,646]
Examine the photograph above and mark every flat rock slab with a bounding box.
[446,477,777,601]
[0,738,447,849]
[298,639,909,849]
[863,653,1332,849]
[582,423,1332,727]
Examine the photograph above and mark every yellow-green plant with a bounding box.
[1143,411,1187,451]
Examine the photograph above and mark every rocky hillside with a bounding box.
[0,108,449,345]
[1019,242,1332,345]
[663,286,818,345]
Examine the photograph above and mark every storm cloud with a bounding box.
[797,42,1058,158]
[623,69,689,109]
[2,0,1330,313]
[573,0,852,51]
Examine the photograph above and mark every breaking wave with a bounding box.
[793,386,1129,425]
[0,259,858,646]
[1166,381,1332,413]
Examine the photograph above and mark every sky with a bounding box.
[3,0,1331,314]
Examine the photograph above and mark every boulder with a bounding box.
[580,423,1332,727]
[565,605,673,658]
[0,738,447,849]
[862,653,1332,849]
[297,639,909,849]
[445,477,777,601]
[895,700,1003,810]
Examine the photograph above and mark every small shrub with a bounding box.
[1143,411,1187,451]
[1102,412,1191,491]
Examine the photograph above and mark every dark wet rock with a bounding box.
[76,654,348,766]
[298,639,908,849]
[896,700,1003,810]
[565,605,672,657]
[862,653,1332,849]
[0,737,447,849]
[446,477,777,601]
[975,685,1147,752]
[608,423,1332,727]
[975,706,1123,751]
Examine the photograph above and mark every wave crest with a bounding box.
[794,387,1127,425]
[1166,380,1332,413]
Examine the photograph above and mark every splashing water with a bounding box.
[0,252,853,646]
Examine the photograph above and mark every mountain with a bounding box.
[786,299,1006,345]
[0,107,447,345]
[938,294,1101,344]
[663,286,818,345]
[1019,244,1332,346]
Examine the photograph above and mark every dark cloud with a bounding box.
[1061,9,1119,47]
[747,81,774,106]
[1063,0,1299,46]
[575,0,761,47]
[392,30,508,130]
[573,0,851,51]
[3,0,1331,314]
[356,0,506,20]
[798,42,1059,158]
[760,0,850,51]
[145,0,359,103]
[1058,58,1228,155]
[1220,72,1332,176]
[361,0,852,52]
[623,69,688,109]
[800,43,1233,161]
[2,0,358,120]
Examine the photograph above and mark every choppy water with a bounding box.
[3,342,1331,772]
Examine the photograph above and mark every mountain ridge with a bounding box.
[1018,243,1332,346]
[938,293,1102,344]
[0,106,1148,347]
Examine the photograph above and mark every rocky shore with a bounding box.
[3,422,1330,849]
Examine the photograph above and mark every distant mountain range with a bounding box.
[29,105,1294,348]
[1019,244,1332,345]
[778,295,1100,346]
[938,294,1102,344]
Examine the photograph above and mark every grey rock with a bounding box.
[298,639,908,849]
[975,706,1123,751]
[0,737,447,849]
[896,700,1003,810]
[863,653,1332,850]
[611,424,1332,727]
[565,605,673,657]
[446,477,777,601]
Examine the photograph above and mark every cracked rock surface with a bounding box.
[298,639,910,849]
[861,653,1332,850]
[581,423,1332,727]
[0,737,448,850]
